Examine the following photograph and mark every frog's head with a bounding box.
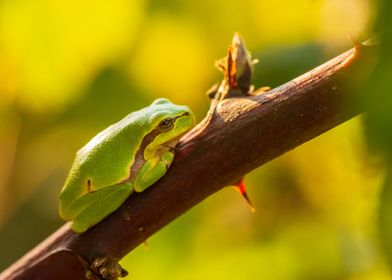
[144,98,195,159]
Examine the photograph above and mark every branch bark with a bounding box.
[0,38,377,280]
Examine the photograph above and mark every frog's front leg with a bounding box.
[133,150,174,192]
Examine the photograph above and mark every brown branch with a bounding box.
[0,38,377,280]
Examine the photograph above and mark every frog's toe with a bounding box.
[89,256,128,280]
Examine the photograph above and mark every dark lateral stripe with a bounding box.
[128,128,160,181]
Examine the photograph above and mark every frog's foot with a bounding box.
[234,178,256,212]
[88,256,128,280]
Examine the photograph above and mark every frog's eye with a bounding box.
[159,118,174,131]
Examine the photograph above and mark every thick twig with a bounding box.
[0,38,377,280]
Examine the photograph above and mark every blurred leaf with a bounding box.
[365,34,392,156]
[365,0,392,269]
[379,171,392,267]
[128,15,212,109]
[253,43,325,88]
[0,0,145,112]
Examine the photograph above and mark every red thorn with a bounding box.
[235,178,256,212]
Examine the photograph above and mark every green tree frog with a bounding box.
[59,98,195,233]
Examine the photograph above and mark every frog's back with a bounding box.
[60,109,150,205]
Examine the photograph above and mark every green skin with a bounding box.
[59,98,195,233]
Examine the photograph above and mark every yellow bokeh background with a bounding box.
[0,0,388,279]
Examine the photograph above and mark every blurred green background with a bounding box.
[0,0,391,279]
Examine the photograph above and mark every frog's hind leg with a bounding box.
[71,182,133,233]
[62,184,124,221]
